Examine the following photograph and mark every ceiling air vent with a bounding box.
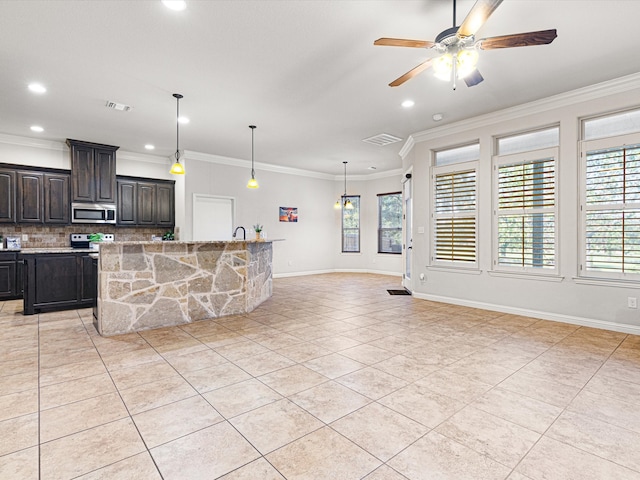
[105,101,132,112]
[362,133,403,146]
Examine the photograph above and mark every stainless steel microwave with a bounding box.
[71,203,117,224]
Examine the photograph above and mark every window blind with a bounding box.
[584,144,640,273]
[497,158,555,268]
[434,169,476,263]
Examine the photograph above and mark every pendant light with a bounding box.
[169,93,185,175]
[334,161,353,209]
[246,125,259,189]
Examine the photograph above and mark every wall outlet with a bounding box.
[22,234,28,241]
[287,260,293,266]
[628,297,637,309]
[419,273,425,281]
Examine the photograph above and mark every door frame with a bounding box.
[402,168,413,292]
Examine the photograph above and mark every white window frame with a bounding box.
[492,147,559,275]
[431,160,479,270]
[579,131,640,281]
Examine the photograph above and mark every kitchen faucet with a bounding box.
[232,226,246,240]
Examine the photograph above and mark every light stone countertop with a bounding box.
[18,248,96,254]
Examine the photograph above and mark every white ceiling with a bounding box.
[1,0,639,176]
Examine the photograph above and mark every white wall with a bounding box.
[403,74,640,334]
[179,152,403,277]
[332,173,404,277]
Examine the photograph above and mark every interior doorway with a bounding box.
[192,194,235,241]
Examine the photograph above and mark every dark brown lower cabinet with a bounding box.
[21,252,96,315]
[0,252,20,300]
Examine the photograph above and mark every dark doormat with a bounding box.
[387,289,411,295]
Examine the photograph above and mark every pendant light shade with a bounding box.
[170,93,185,175]
[335,161,353,209]
[246,125,259,189]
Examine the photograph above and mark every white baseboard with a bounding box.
[273,269,402,279]
[413,292,640,335]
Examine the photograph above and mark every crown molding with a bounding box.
[398,135,415,160]
[406,72,640,148]
[118,150,168,165]
[0,133,66,151]
[184,149,336,181]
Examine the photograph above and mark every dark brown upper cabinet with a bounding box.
[0,169,16,223]
[67,139,118,204]
[17,171,44,223]
[44,173,70,224]
[156,182,175,227]
[116,176,175,227]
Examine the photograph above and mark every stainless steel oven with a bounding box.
[71,203,116,224]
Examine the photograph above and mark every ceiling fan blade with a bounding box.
[457,0,504,38]
[464,69,484,87]
[374,38,435,49]
[478,29,558,49]
[389,59,433,87]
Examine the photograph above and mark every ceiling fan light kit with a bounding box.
[374,0,557,90]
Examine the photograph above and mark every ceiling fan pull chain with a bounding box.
[452,53,458,90]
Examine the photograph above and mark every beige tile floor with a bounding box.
[1,272,640,479]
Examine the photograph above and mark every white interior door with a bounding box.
[402,174,413,291]
[193,194,235,241]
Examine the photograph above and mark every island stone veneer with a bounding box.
[95,240,273,336]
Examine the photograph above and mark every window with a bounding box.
[580,109,640,279]
[342,195,360,253]
[378,192,402,254]
[494,128,558,273]
[581,138,640,277]
[432,144,479,267]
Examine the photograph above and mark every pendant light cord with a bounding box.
[173,93,183,162]
[250,125,256,177]
[343,161,348,197]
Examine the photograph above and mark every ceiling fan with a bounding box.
[374,0,557,89]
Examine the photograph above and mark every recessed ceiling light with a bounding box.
[162,0,186,11]
[401,100,415,108]
[30,125,44,132]
[178,116,190,124]
[28,83,46,94]
[144,144,155,150]
[432,113,444,122]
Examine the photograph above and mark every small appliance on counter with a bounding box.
[5,236,21,250]
[70,233,115,249]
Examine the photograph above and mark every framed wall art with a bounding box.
[279,207,298,222]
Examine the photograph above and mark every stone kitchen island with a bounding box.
[94,240,275,336]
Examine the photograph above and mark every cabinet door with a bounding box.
[70,143,95,202]
[17,171,44,223]
[137,182,156,225]
[94,148,116,203]
[44,173,70,224]
[117,180,137,225]
[0,261,16,299]
[79,255,96,303]
[33,255,78,305]
[156,183,175,227]
[0,169,16,223]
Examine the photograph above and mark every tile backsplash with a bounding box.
[0,225,174,249]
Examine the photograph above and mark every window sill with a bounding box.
[573,276,640,289]
[427,265,482,275]
[341,252,362,255]
[489,270,564,282]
